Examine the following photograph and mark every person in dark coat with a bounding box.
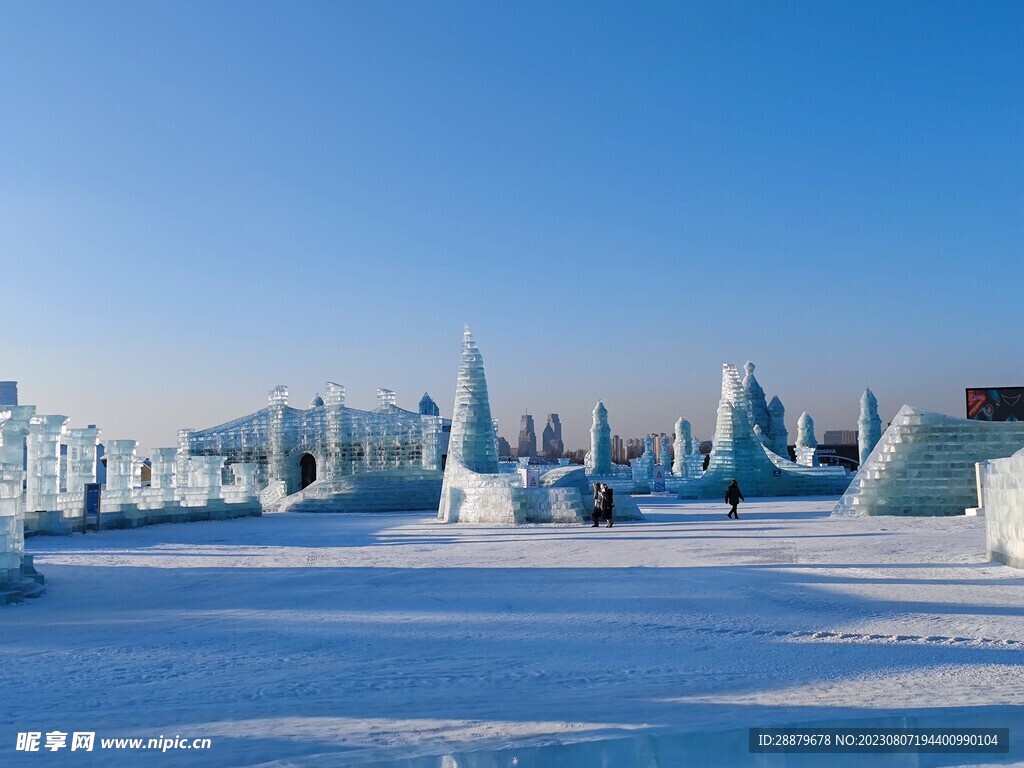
[591,483,604,527]
[602,485,615,528]
[725,480,744,519]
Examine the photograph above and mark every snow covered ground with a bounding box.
[3,497,1023,767]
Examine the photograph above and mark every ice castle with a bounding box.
[677,363,852,499]
[183,384,451,513]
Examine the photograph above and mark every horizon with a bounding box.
[3,2,1021,452]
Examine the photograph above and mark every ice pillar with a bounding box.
[659,434,671,474]
[266,386,289,486]
[858,388,883,466]
[673,417,691,477]
[150,447,178,503]
[26,415,68,512]
[104,440,138,505]
[65,426,101,499]
[590,401,612,475]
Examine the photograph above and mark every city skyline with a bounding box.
[3,2,1021,453]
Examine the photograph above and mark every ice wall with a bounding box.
[980,448,1024,568]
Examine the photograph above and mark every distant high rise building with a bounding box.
[518,413,537,458]
[612,434,625,464]
[0,381,17,407]
[541,413,564,457]
[497,436,512,458]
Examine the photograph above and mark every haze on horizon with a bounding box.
[2,2,1021,453]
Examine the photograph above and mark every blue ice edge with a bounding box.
[251,705,1024,767]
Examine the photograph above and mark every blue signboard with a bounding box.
[85,482,101,531]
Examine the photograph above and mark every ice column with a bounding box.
[795,412,819,467]
[65,426,101,499]
[659,434,671,474]
[858,388,883,466]
[176,428,194,489]
[324,382,345,480]
[150,448,178,503]
[184,456,226,505]
[673,417,691,476]
[590,401,612,475]
[104,440,138,506]
[26,415,68,512]
[267,386,289,484]
[0,408,33,584]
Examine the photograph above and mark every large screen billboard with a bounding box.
[966,387,1024,421]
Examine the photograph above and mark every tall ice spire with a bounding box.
[447,326,499,474]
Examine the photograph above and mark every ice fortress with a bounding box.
[833,406,1024,518]
[438,328,642,523]
[183,384,450,513]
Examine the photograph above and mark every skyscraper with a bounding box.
[518,413,537,458]
[541,413,564,457]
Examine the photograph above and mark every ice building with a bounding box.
[439,328,640,523]
[184,383,450,513]
[678,364,851,500]
[0,403,44,603]
[833,406,1024,518]
[977,448,1024,568]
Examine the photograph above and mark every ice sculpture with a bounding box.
[833,406,1024,518]
[742,362,771,438]
[65,426,101,500]
[678,364,850,499]
[26,414,67,513]
[104,440,139,506]
[858,388,882,466]
[438,328,597,524]
[795,412,818,467]
[978,447,1024,568]
[0,405,43,602]
[182,373,449,512]
[765,395,789,457]
[590,401,612,475]
[672,417,691,476]
[659,435,671,474]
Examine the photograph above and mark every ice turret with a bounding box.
[309,393,324,408]
[590,401,612,474]
[418,392,440,417]
[795,412,818,467]
[765,395,789,457]
[447,327,499,474]
[742,362,771,437]
[858,388,882,466]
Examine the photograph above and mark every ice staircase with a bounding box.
[268,471,443,514]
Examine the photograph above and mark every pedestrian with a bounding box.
[602,484,615,528]
[725,479,744,519]
[591,482,604,527]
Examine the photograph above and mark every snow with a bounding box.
[3,497,1023,767]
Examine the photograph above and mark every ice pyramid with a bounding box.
[833,405,1024,517]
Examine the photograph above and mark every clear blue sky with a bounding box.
[2,1,1022,451]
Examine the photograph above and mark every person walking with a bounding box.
[591,483,604,527]
[602,484,615,528]
[725,479,744,519]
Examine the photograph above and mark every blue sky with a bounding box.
[2,1,1021,451]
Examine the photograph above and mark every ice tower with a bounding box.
[590,402,612,475]
[765,396,789,457]
[742,362,771,437]
[858,389,882,466]
[795,412,818,467]
[447,327,499,475]
[672,417,691,476]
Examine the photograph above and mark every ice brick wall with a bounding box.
[833,406,1024,517]
[982,449,1024,568]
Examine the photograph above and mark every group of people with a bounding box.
[586,479,745,526]
[591,482,615,527]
